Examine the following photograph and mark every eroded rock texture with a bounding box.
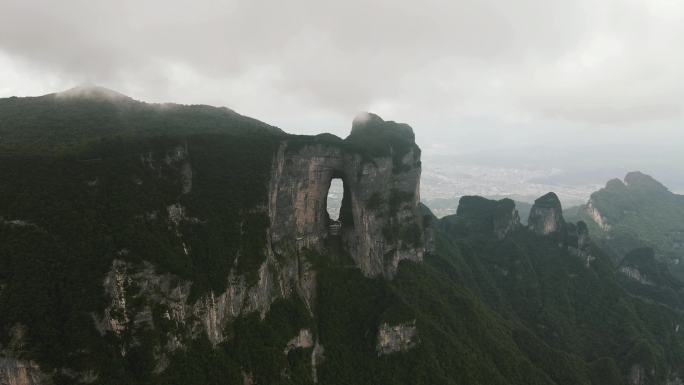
[526,193,597,267]
[85,113,425,380]
[0,358,46,385]
[0,326,48,385]
[94,256,317,373]
[376,320,419,355]
[268,113,424,278]
[2,113,424,383]
[528,192,565,235]
[454,196,521,240]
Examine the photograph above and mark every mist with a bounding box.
[2,0,683,201]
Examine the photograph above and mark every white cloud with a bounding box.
[0,0,682,151]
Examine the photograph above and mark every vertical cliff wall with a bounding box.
[268,113,424,278]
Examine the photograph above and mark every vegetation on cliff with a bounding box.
[567,172,684,279]
[2,90,684,385]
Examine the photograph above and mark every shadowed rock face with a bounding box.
[624,171,669,192]
[376,320,419,355]
[0,358,45,385]
[0,325,49,385]
[268,113,425,278]
[528,192,565,235]
[455,196,520,239]
[0,111,425,384]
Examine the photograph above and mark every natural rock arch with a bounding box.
[267,113,425,278]
[324,174,350,236]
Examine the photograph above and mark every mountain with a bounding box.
[435,195,684,385]
[421,196,533,223]
[0,85,283,154]
[2,88,684,385]
[566,172,684,279]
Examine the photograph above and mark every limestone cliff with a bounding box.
[268,112,424,278]
[453,196,520,239]
[376,320,419,355]
[0,358,46,385]
[528,193,597,266]
[87,112,425,380]
[528,192,565,235]
[0,326,49,385]
[585,198,611,232]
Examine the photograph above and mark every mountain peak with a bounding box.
[624,171,668,192]
[349,112,415,142]
[351,112,386,131]
[56,85,132,101]
[533,192,562,209]
[528,192,565,235]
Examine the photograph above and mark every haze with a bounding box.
[2,0,683,203]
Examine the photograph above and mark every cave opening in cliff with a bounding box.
[326,178,344,222]
[326,172,353,235]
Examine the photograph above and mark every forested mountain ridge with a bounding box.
[566,172,684,280]
[0,85,283,154]
[1,88,683,385]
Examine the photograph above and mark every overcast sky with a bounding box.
[1,0,683,190]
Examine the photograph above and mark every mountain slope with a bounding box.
[1,88,684,385]
[436,195,684,385]
[0,85,283,154]
[567,172,684,279]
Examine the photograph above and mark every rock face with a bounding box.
[1,112,425,383]
[284,329,314,354]
[492,200,521,239]
[453,196,520,239]
[376,320,419,355]
[94,256,311,350]
[86,113,424,380]
[268,113,424,278]
[574,221,595,267]
[528,193,597,266]
[0,325,48,385]
[624,171,669,192]
[0,357,45,385]
[528,192,565,235]
[585,199,611,232]
[628,364,658,385]
[619,266,654,285]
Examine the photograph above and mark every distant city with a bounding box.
[419,160,601,217]
[325,160,601,219]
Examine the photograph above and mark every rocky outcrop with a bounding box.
[311,341,325,383]
[565,221,595,266]
[492,200,521,240]
[84,114,424,380]
[528,193,597,266]
[284,329,314,354]
[625,171,669,192]
[376,320,419,355]
[267,113,424,278]
[3,113,426,382]
[619,266,654,285]
[628,364,647,385]
[418,203,437,253]
[452,196,520,239]
[575,221,595,267]
[585,199,611,232]
[627,363,658,385]
[0,325,48,385]
[0,357,46,385]
[94,255,317,373]
[528,192,565,235]
[283,329,325,383]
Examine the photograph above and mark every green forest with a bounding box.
[1,92,684,385]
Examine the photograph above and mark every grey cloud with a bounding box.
[1,0,683,135]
